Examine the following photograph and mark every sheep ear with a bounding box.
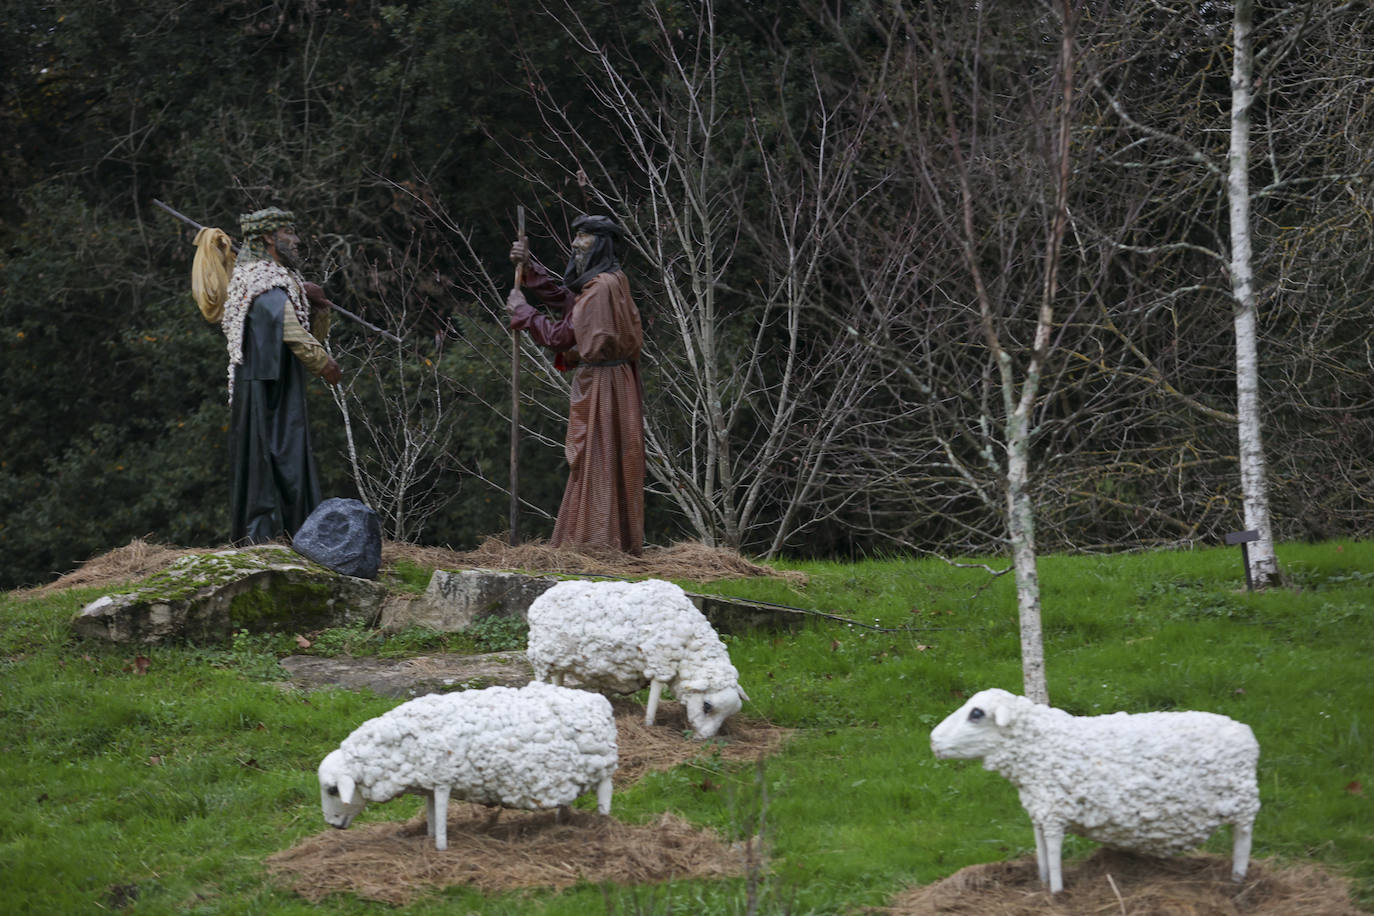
[737,685,750,702]
[338,774,357,805]
[993,703,1014,728]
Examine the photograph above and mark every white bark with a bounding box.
[1229,0,1281,586]
[1007,408,1048,704]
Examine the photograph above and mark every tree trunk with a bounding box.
[1007,408,1048,704]
[1229,0,1281,586]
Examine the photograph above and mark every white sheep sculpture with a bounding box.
[317,681,617,850]
[930,687,1260,893]
[526,578,749,739]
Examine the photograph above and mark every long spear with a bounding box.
[152,198,402,344]
[509,205,525,546]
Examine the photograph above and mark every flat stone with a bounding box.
[292,497,382,579]
[382,568,561,632]
[278,652,534,698]
[689,592,810,634]
[71,546,386,646]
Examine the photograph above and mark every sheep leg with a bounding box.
[645,680,664,726]
[596,775,613,815]
[1037,822,1065,893]
[431,785,450,851]
[1231,819,1254,882]
[425,793,437,839]
[1033,823,1049,885]
[550,671,564,687]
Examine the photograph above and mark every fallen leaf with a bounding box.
[1346,781,1363,796]
[147,756,163,766]
[295,634,312,649]
[133,656,150,675]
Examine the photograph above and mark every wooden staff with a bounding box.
[509,205,525,546]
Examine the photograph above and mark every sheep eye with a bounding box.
[703,701,715,714]
[968,707,985,721]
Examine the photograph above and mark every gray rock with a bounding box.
[291,497,382,579]
[278,652,534,698]
[382,568,560,632]
[71,547,385,646]
[690,593,809,634]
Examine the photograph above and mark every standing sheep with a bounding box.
[929,688,1260,893]
[317,681,617,851]
[526,578,749,738]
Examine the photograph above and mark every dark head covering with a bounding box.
[563,213,623,293]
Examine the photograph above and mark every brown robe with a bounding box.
[512,264,645,555]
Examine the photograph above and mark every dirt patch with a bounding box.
[883,848,1366,916]
[267,807,753,905]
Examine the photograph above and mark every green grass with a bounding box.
[2,541,1372,913]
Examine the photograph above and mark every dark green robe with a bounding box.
[229,289,322,544]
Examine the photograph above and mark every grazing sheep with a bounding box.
[526,578,749,738]
[317,681,617,850]
[930,687,1260,893]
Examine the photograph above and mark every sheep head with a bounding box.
[930,688,1022,760]
[318,749,367,829]
[684,685,747,738]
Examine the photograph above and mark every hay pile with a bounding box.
[268,807,751,906]
[268,698,788,905]
[884,848,1366,916]
[607,698,791,787]
[16,535,804,597]
[384,536,808,585]
[13,537,220,597]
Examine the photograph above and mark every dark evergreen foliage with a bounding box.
[2,0,1371,588]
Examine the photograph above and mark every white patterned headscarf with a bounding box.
[220,207,310,403]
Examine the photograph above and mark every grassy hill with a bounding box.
[2,540,1370,913]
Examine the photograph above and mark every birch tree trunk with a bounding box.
[1229,0,1281,586]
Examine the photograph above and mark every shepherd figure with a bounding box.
[195,206,343,544]
[506,214,645,555]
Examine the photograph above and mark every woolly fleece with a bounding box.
[525,578,745,737]
[320,681,617,815]
[930,688,1260,874]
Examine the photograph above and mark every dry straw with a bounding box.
[17,535,807,598]
[884,847,1365,916]
[383,536,809,585]
[267,807,749,905]
[268,699,789,905]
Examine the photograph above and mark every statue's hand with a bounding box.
[303,281,333,312]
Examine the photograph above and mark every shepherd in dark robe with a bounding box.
[218,207,343,544]
[507,214,645,555]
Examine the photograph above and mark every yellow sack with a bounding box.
[191,227,236,323]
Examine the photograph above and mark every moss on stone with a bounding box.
[229,576,338,631]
